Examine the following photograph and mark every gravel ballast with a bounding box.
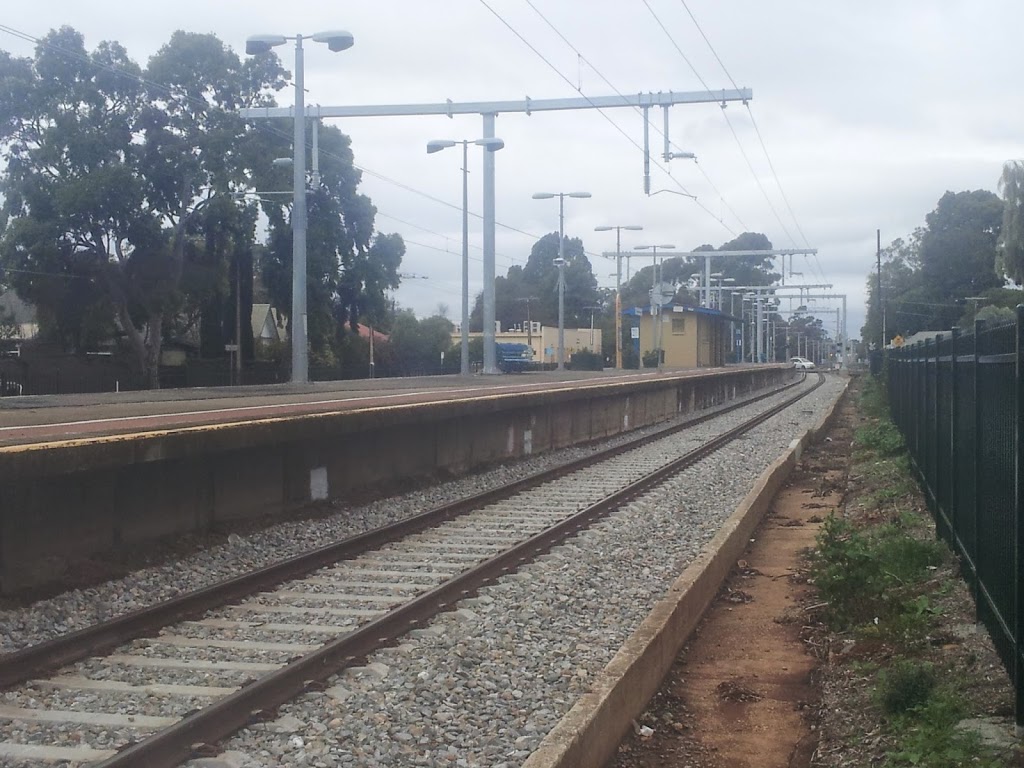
[197,375,846,767]
[0,375,843,768]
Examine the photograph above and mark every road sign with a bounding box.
[650,282,675,306]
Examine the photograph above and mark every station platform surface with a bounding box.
[0,368,735,448]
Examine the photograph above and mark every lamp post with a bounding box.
[427,137,505,376]
[245,30,354,384]
[595,224,643,369]
[743,293,757,362]
[635,244,675,367]
[532,191,591,370]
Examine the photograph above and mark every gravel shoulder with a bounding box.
[613,375,1024,768]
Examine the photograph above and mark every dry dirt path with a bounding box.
[611,384,855,768]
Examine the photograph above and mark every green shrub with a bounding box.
[812,516,947,634]
[860,375,891,418]
[569,348,604,371]
[880,686,1007,767]
[813,516,886,628]
[877,659,936,714]
[874,531,946,581]
[855,420,905,456]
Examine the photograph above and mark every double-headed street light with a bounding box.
[246,30,355,384]
[595,225,643,369]
[635,244,675,367]
[428,138,505,376]
[532,191,591,371]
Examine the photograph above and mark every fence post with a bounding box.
[934,335,942,516]
[915,341,924,462]
[974,319,984,619]
[950,327,960,541]
[1015,306,1024,734]
[927,337,936,504]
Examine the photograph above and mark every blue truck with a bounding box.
[495,342,535,373]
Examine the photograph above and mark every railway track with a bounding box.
[0,373,821,767]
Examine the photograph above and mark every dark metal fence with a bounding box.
[887,310,1024,727]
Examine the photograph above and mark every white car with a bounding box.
[790,356,815,370]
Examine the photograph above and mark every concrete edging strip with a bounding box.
[523,376,850,768]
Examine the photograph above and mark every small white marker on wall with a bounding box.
[310,467,329,501]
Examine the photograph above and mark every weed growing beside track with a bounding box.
[810,377,1022,768]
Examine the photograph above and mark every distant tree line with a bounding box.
[863,172,1024,347]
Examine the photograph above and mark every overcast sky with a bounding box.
[5,0,1021,341]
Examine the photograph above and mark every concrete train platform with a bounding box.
[1,369,715,447]
[0,366,788,592]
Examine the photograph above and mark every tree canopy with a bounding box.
[473,232,600,333]
[998,161,1024,284]
[863,189,1009,344]
[0,27,404,385]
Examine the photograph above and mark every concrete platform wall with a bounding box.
[0,368,786,592]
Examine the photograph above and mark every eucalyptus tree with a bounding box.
[477,232,598,331]
[0,28,164,380]
[998,160,1024,284]
[258,122,405,365]
[0,27,286,386]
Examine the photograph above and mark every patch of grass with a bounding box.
[855,419,905,457]
[880,687,1006,768]
[860,375,892,417]
[812,516,947,636]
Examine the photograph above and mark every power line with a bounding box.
[477,0,736,237]
[668,3,812,250]
[640,2,804,250]
[524,0,749,234]
[678,0,740,90]
[673,2,823,283]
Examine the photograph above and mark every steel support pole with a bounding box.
[557,195,566,371]
[615,229,623,370]
[460,140,470,376]
[653,256,661,367]
[482,112,498,374]
[755,291,763,363]
[1016,306,1024,734]
[704,254,712,308]
[291,35,308,383]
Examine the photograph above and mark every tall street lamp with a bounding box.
[635,244,675,367]
[246,30,355,385]
[595,224,643,369]
[427,137,505,376]
[532,191,591,371]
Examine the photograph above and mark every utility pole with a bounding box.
[595,224,643,369]
[877,228,885,349]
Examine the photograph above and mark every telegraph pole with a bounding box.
[877,228,885,349]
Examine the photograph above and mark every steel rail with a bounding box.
[0,375,805,691]
[91,373,822,767]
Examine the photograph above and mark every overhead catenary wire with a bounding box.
[521,0,749,234]
[639,1,805,251]
[668,3,816,256]
[667,1,827,284]
[477,0,737,238]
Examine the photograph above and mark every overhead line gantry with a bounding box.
[242,88,753,374]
